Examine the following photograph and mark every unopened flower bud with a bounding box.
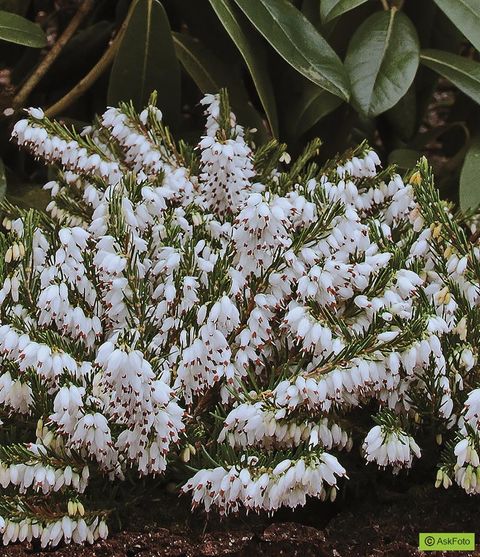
[67,500,76,516]
[409,171,422,186]
[180,446,191,463]
[12,244,19,260]
[43,431,54,447]
[330,487,337,502]
[36,419,43,439]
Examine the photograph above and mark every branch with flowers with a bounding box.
[0,90,477,547]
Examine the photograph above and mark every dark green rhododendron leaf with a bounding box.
[420,49,480,105]
[173,32,227,94]
[0,10,46,47]
[287,83,342,138]
[233,0,350,101]
[108,0,180,125]
[433,0,480,53]
[320,0,369,23]
[345,9,419,117]
[209,0,278,137]
[460,136,480,211]
[388,148,421,171]
[384,84,417,142]
[172,32,269,138]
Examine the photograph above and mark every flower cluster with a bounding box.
[1,513,108,546]
[363,420,421,471]
[183,452,346,514]
[1,90,480,546]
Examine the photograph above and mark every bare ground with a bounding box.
[1,481,480,557]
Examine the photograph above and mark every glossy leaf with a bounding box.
[460,136,480,211]
[173,33,225,93]
[108,0,181,125]
[420,49,480,105]
[0,10,46,47]
[388,148,420,170]
[385,84,417,142]
[433,0,480,52]
[172,32,268,137]
[209,0,278,136]
[345,9,419,117]
[320,0,369,23]
[287,83,342,138]
[233,0,349,101]
[7,183,50,211]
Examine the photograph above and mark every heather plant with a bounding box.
[0,90,477,547]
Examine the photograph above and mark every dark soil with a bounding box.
[2,482,480,557]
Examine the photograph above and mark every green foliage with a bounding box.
[345,9,419,117]
[460,135,480,211]
[233,0,350,101]
[432,0,480,52]
[320,0,369,23]
[388,147,421,170]
[108,0,180,125]
[0,9,46,47]
[208,0,278,136]
[172,33,228,94]
[1,0,480,208]
[420,50,480,105]
[286,85,342,138]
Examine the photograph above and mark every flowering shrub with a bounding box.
[0,91,478,547]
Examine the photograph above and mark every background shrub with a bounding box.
[0,0,479,209]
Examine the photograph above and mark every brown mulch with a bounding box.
[1,482,480,557]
